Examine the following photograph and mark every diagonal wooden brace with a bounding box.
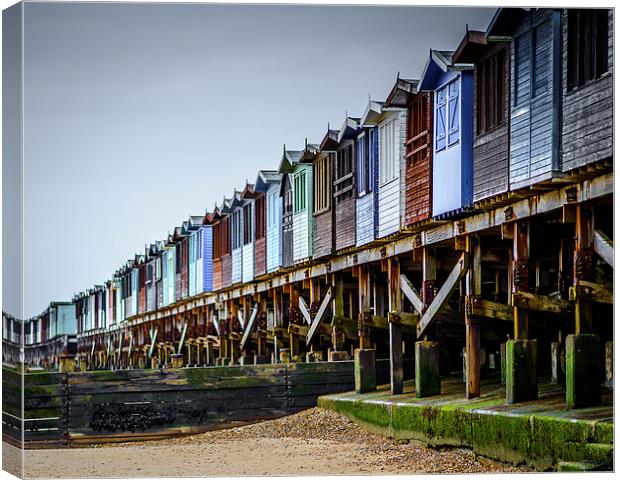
[400,273,424,314]
[147,327,158,359]
[240,303,259,351]
[299,297,312,325]
[306,288,332,346]
[417,252,469,338]
[177,322,188,355]
[593,229,613,268]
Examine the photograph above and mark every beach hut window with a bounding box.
[567,9,609,91]
[243,204,253,245]
[477,49,507,134]
[448,80,460,146]
[435,87,447,151]
[357,133,371,194]
[294,170,307,213]
[314,154,331,213]
[232,211,241,249]
[255,195,266,239]
[379,118,398,185]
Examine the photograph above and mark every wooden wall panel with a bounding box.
[254,237,266,277]
[405,93,433,226]
[334,196,356,251]
[561,9,613,172]
[313,210,333,259]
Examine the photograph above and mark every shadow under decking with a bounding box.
[318,376,613,471]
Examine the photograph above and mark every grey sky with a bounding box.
[15,2,493,318]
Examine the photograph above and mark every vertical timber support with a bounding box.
[288,283,300,361]
[507,220,537,404]
[388,257,403,395]
[358,265,372,349]
[465,234,481,399]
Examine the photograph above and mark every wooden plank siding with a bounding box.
[378,110,407,237]
[292,164,313,262]
[454,33,511,203]
[404,92,433,225]
[265,182,282,273]
[561,9,613,172]
[497,9,562,189]
[313,148,335,258]
[334,119,359,250]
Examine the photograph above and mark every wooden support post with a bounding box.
[388,257,403,395]
[422,247,437,307]
[358,265,372,349]
[289,284,300,359]
[512,220,530,340]
[574,204,594,334]
[465,234,481,399]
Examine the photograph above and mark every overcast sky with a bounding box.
[12,2,494,318]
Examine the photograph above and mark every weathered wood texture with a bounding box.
[254,237,266,278]
[561,9,613,172]
[509,9,561,189]
[222,254,232,289]
[334,196,357,251]
[405,92,433,225]
[3,369,67,448]
[312,210,333,259]
[473,44,510,202]
[212,258,223,291]
[6,360,409,447]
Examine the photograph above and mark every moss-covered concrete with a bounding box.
[506,339,537,404]
[319,377,613,471]
[566,334,601,409]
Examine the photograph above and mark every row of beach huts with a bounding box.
[4,8,613,407]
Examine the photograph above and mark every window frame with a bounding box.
[476,46,508,135]
[567,9,609,92]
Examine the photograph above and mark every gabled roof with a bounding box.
[300,140,319,164]
[241,183,255,200]
[384,77,419,108]
[255,170,280,192]
[452,29,510,64]
[278,146,304,173]
[230,190,243,208]
[486,7,529,37]
[319,128,339,151]
[188,215,204,230]
[419,49,474,91]
[337,116,360,143]
[360,99,385,126]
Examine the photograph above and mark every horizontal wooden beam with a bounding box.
[472,299,513,322]
[78,173,613,340]
[570,280,613,304]
[513,292,573,315]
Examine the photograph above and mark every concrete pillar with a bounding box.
[59,355,76,373]
[354,349,376,394]
[279,349,291,364]
[79,358,87,372]
[306,351,323,363]
[550,341,565,385]
[415,341,440,398]
[605,341,613,388]
[239,355,254,365]
[150,356,158,369]
[506,339,537,404]
[566,334,601,409]
[328,350,350,362]
[254,355,270,365]
[138,356,146,369]
[171,353,184,369]
[500,342,507,385]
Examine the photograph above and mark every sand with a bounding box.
[7,408,531,478]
